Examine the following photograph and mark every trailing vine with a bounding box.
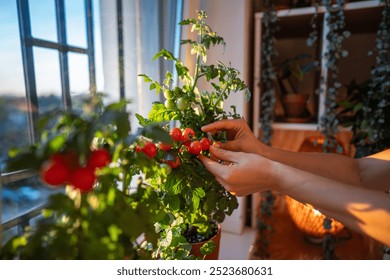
[361,0,390,156]
[320,0,349,259]
[257,0,279,259]
[260,2,279,145]
[320,0,350,154]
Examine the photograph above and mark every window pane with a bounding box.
[29,0,57,42]
[69,53,90,110]
[33,47,63,114]
[0,0,29,166]
[65,0,87,48]
[1,175,62,228]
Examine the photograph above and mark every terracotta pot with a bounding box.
[282,94,309,118]
[190,223,221,260]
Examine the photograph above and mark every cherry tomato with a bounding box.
[182,141,191,151]
[181,127,195,143]
[164,99,175,110]
[189,140,202,155]
[87,149,111,169]
[51,151,79,171]
[70,167,96,193]
[176,97,189,111]
[41,158,70,186]
[164,90,173,99]
[142,142,158,158]
[159,142,173,151]
[200,137,211,151]
[166,156,180,169]
[170,127,182,142]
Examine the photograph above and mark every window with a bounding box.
[0,0,102,244]
[0,0,183,248]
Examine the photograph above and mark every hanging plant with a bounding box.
[361,0,390,156]
[320,0,350,154]
[260,2,279,145]
[320,0,350,260]
[257,0,279,259]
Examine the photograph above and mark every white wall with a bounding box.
[183,0,252,234]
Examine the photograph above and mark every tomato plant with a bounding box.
[138,10,250,258]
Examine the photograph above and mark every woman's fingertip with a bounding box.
[212,142,220,148]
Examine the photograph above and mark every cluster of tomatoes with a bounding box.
[137,127,211,171]
[40,148,111,193]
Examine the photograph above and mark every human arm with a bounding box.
[202,119,390,191]
[198,145,390,247]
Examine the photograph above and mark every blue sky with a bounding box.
[0,0,102,96]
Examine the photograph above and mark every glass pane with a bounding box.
[29,0,57,42]
[69,52,90,110]
[65,0,87,47]
[33,47,63,114]
[0,1,29,167]
[1,175,62,228]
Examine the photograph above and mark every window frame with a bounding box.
[1,0,96,243]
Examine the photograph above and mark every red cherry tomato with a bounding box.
[141,142,158,158]
[70,167,96,193]
[200,137,211,151]
[159,142,173,151]
[182,141,191,152]
[51,151,79,171]
[41,158,71,186]
[189,140,202,155]
[87,149,111,169]
[166,156,180,169]
[181,128,195,143]
[170,127,182,142]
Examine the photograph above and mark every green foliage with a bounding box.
[1,97,168,260]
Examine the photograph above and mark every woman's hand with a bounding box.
[201,119,266,155]
[198,145,279,196]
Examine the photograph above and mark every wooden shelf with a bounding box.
[252,0,384,138]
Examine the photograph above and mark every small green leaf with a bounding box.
[199,240,216,255]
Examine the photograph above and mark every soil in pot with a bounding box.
[184,222,221,260]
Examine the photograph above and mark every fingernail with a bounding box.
[212,142,220,148]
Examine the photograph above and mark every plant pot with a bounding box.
[282,94,309,118]
[189,223,221,260]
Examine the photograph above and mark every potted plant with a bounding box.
[0,96,171,259]
[277,53,318,120]
[137,10,250,259]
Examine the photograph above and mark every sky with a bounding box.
[0,0,103,96]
